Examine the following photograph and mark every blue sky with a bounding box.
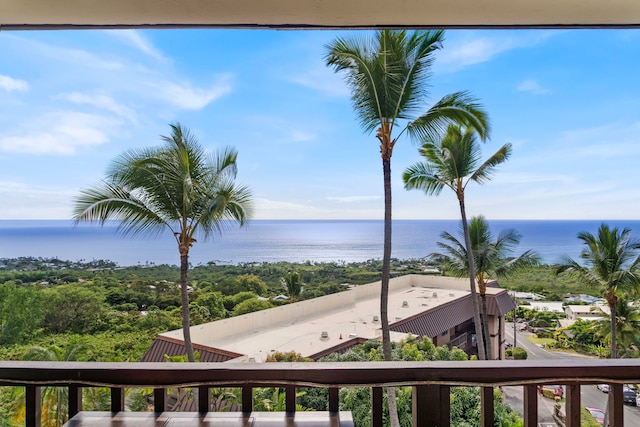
[1,29,639,220]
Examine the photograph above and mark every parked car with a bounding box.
[597,384,610,393]
[538,384,564,399]
[623,386,637,405]
[586,407,605,425]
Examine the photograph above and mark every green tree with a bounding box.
[0,283,45,345]
[592,297,640,357]
[325,30,489,424]
[556,224,640,358]
[403,125,510,359]
[11,342,91,427]
[73,123,253,362]
[434,215,538,358]
[41,284,106,334]
[233,298,273,315]
[282,271,303,302]
[235,274,268,296]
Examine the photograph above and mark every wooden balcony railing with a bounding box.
[1,359,640,427]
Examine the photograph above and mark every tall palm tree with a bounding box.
[326,31,489,423]
[556,224,640,358]
[434,215,539,359]
[325,29,489,364]
[403,125,511,360]
[73,123,253,362]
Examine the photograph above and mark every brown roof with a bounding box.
[389,291,515,339]
[486,291,517,316]
[141,336,243,363]
[389,296,474,338]
[307,337,369,361]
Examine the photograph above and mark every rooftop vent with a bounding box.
[320,331,329,340]
[449,293,454,297]
[349,333,358,338]
[402,301,409,308]
[395,316,402,321]
[372,315,379,322]
[432,292,438,298]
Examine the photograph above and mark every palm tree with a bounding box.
[326,31,489,423]
[403,125,511,360]
[592,297,640,357]
[11,343,91,427]
[556,224,640,358]
[434,215,539,359]
[282,271,303,302]
[73,123,253,362]
[325,30,489,365]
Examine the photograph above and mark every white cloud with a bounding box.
[56,92,135,121]
[290,65,350,97]
[437,31,555,73]
[289,130,316,142]
[516,79,550,95]
[106,30,166,61]
[0,111,118,155]
[151,75,233,110]
[0,181,74,219]
[327,195,381,203]
[0,75,29,92]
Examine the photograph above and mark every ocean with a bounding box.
[1,219,639,267]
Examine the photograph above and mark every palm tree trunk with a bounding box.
[381,157,400,427]
[180,252,196,362]
[458,198,487,360]
[610,302,617,359]
[480,293,493,360]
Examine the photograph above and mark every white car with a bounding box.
[597,384,610,393]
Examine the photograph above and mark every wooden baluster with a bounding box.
[480,386,494,427]
[110,387,125,413]
[565,383,580,427]
[523,385,538,427]
[285,385,296,415]
[154,388,166,413]
[412,384,450,427]
[242,385,253,415]
[609,383,624,427]
[68,385,83,418]
[328,387,339,414]
[198,386,211,414]
[25,385,41,427]
[371,387,383,427]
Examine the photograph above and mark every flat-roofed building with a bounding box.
[143,274,515,362]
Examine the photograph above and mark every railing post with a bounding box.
[523,385,538,427]
[198,386,211,413]
[371,387,383,427]
[565,383,580,427]
[110,387,125,413]
[480,386,494,427]
[25,385,41,427]
[328,387,339,414]
[242,385,253,415]
[412,384,450,427]
[68,385,83,418]
[285,385,296,415]
[609,383,624,427]
[154,388,166,413]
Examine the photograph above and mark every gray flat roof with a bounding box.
[160,275,508,362]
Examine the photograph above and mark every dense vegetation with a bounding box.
[0,256,613,426]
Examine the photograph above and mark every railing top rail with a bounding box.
[1,360,640,388]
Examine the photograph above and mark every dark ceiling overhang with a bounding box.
[2,0,640,30]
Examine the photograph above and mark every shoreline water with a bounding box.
[2,219,640,267]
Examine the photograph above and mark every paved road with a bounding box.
[503,322,640,426]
